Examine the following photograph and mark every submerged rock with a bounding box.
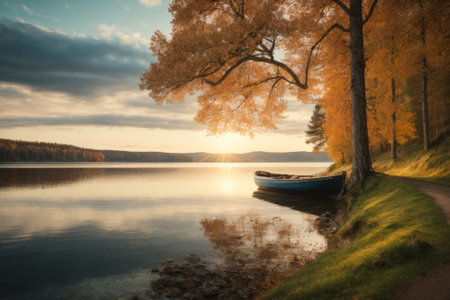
[315,211,340,238]
[147,255,275,299]
[148,214,321,299]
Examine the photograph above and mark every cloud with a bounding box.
[97,24,147,47]
[22,4,33,15]
[138,0,162,7]
[0,114,201,130]
[126,98,199,114]
[0,19,153,97]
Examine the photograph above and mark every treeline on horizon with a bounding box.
[0,139,105,162]
[0,139,331,163]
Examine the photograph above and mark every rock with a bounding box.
[195,268,208,277]
[117,295,138,300]
[184,254,201,264]
[148,252,303,300]
[321,211,331,218]
[182,292,196,299]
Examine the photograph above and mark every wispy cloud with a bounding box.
[0,19,153,97]
[138,0,162,8]
[0,114,201,130]
[22,4,33,15]
[97,23,147,47]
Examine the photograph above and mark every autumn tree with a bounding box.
[363,0,417,158]
[140,0,378,184]
[411,0,449,150]
[305,104,327,153]
[378,0,449,151]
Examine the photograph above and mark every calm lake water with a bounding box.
[0,162,333,299]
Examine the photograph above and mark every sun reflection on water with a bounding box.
[219,178,235,194]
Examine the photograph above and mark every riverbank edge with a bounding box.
[260,172,450,299]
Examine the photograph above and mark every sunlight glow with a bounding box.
[213,133,248,153]
[219,178,235,194]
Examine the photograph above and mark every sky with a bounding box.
[0,0,316,153]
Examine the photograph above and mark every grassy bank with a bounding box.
[261,174,450,299]
[373,135,450,186]
[326,135,450,186]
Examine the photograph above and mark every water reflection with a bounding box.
[150,213,322,299]
[253,188,337,215]
[0,168,105,189]
[0,223,198,299]
[0,167,180,190]
[0,163,331,299]
[201,213,321,273]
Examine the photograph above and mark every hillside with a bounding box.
[372,135,450,185]
[0,138,331,163]
[262,136,450,299]
[102,150,193,162]
[188,151,331,162]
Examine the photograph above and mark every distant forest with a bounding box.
[0,139,105,162]
[0,139,331,163]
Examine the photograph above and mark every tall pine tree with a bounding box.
[305,104,327,153]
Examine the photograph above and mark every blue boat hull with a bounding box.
[254,171,345,195]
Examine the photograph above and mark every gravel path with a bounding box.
[395,177,450,300]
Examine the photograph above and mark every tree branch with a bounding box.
[258,42,274,59]
[204,56,251,86]
[247,55,307,88]
[363,0,378,25]
[229,0,245,19]
[242,76,291,90]
[303,23,349,87]
[205,21,348,91]
[332,0,350,15]
[232,93,251,112]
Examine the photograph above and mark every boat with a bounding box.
[253,170,346,195]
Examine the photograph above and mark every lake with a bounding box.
[0,162,334,299]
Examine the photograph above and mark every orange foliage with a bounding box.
[140,0,358,136]
[141,0,447,164]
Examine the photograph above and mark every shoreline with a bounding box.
[260,173,450,299]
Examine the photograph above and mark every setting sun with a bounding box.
[213,133,248,153]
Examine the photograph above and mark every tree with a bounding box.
[363,0,417,158]
[140,0,378,184]
[305,104,327,153]
[396,0,449,150]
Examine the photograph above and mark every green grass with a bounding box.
[372,135,450,186]
[260,174,450,299]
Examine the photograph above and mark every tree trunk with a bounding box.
[421,57,429,152]
[420,0,429,152]
[349,0,372,184]
[391,77,397,159]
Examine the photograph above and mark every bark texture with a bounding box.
[349,0,372,184]
[391,77,397,159]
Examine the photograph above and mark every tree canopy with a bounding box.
[140,0,365,134]
[140,0,448,184]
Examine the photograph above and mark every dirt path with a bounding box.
[397,178,450,224]
[394,177,450,300]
